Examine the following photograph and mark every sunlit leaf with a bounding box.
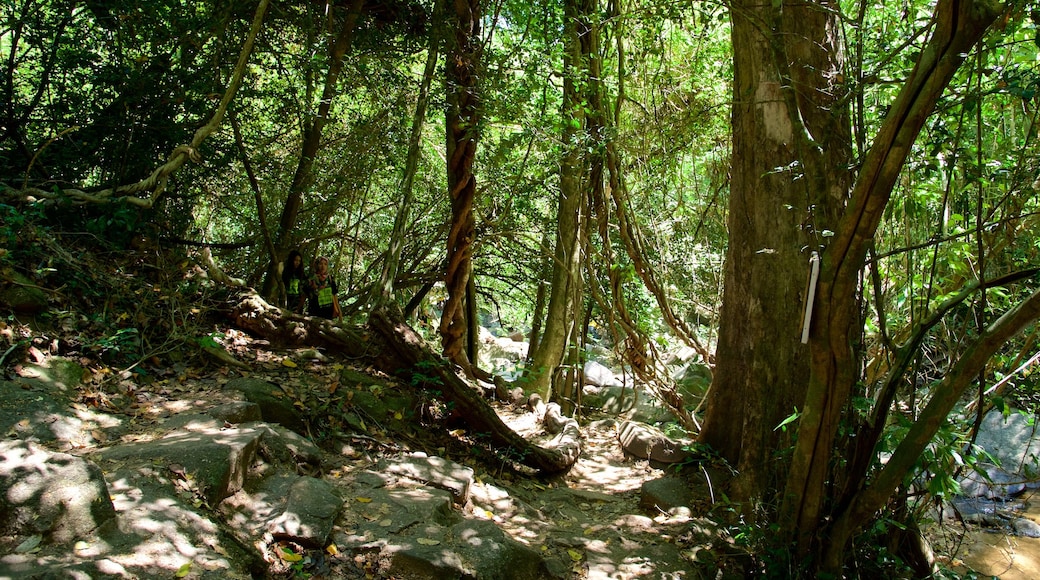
[277,546,303,562]
[176,562,193,577]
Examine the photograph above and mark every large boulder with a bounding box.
[0,440,116,542]
[957,409,1040,500]
[223,377,308,435]
[0,271,48,314]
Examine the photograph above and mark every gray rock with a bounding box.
[640,476,696,514]
[209,401,263,424]
[958,463,1031,499]
[618,421,692,464]
[973,409,1040,477]
[96,425,263,505]
[222,377,307,435]
[267,476,342,548]
[248,422,323,473]
[15,358,86,392]
[385,453,474,504]
[584,360,623,388]
[388,520,548,580]
[582,385,675,423]
[1012,516,1040,538]
[0,440,116,542]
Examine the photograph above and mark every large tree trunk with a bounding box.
[784,0,1004,567]
[698,0,852,504]
[227,292,582,473]
[439,0,482,370]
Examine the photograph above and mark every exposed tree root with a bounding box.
[226,290,582,473]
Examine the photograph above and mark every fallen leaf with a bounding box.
[277,546,303,562]
[568,549,583,562]
[282,359,297,368]
[326,544,338,556]
[356,497,373,503]
[15,535,42,553]
[176,562,193,577]
[416,538,440,546]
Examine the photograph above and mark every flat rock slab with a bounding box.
[640,476,697,514]
[222,377,307,435]
[384,453,474,504]
[385,519,550,580]
[95,426,263,505]
[340,485,459,542]
[267,476,342,548]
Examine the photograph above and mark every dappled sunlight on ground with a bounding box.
[497,402,667,495]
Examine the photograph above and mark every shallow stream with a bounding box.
[936,489,1040,579]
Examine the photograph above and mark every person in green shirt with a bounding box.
[282,249,308,314]
[307,256,342,321]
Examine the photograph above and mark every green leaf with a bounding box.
[774,408,801,432]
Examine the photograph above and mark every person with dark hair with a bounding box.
[307,256,342,321]
[282,250,308,314]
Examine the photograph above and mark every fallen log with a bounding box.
[367,308,581,473]
[226,290,582,473]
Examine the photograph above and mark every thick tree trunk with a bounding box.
[784,0,1005,566]
[227,291,582,473]
[699,0,851,503]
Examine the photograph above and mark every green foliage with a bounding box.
[89,327,141,362]
[195,333,223,349]
[409,358,446,388]
[0,202,44,262]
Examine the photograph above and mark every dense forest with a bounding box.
[3,0,1040,576]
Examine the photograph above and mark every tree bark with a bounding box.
[699,0,852,504]
[525,0,586,400]
[439,0,482,370]
[782,0,1004,560]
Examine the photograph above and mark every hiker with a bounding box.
[282,249,308,314]
[307,256,342,321]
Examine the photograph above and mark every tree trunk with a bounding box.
[699,0,852,504]
[782,0,1004,565]
[439,0,481,370]
[261,0,364,299]
[525,0,587,400]
[371,0,444,310]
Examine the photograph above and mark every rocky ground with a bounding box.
[0,333,746,579]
